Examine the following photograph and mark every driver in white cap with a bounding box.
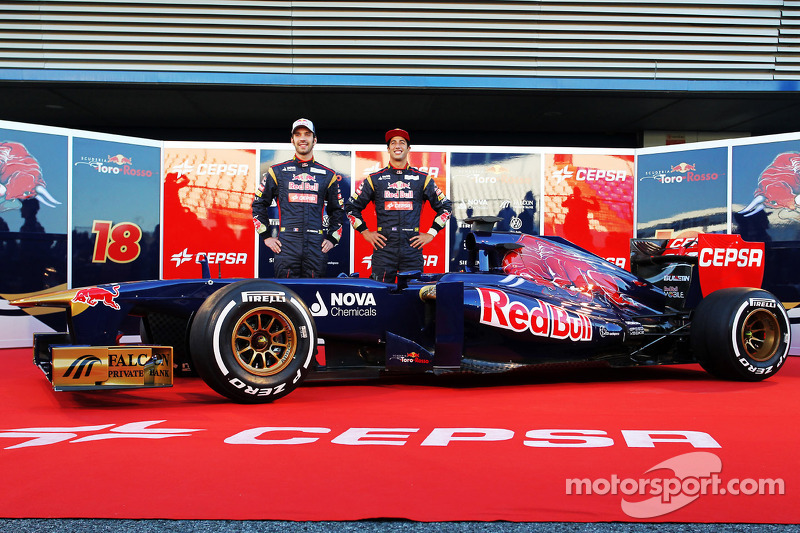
[252,118,345,277]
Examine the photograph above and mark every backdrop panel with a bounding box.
[162,144,257,279]
[637,147,728,239]
[450,152,540,272]
[71,137,161,287]
[351,150,449,279]
[543,153,634,269]
[732,139,800,242]
[256,147,352,278]
[0,127,69,347]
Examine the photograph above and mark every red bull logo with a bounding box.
[385,181,413,201]
[289,173,319,192]
[671,162,696,173]
[72,286,121,310]
[478,287,592,341]
[107,154,133,165]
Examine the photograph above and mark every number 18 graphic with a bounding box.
[91,220,142,263]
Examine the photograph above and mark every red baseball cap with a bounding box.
[385,128,410,143]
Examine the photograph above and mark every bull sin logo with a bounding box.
[670,162,696,173]
[696,234,765,296]
[108,154,132,165]
[71,285,121,310]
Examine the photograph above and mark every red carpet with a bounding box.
[0,347,798,522]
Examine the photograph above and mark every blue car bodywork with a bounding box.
[11,219,791,403]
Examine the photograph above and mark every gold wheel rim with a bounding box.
[231,307,297,376]
[740,309,780,362]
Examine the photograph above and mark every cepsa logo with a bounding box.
[699,246,763,268]
[696,235,765,296]
[170,248,248,268]
[169,160,249,176]
[553,165,628,184]
[0,421,720,450]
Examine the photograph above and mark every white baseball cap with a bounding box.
[291,118,315,134]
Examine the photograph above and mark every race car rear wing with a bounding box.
[630,234,766,310]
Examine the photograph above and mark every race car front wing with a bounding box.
[33,332,173,391]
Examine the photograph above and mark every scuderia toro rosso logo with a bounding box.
[478,287,592,341]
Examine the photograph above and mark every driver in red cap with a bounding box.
[346,128,452,282]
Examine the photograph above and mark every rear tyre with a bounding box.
[189,279,316,403]
[691,287,790,381]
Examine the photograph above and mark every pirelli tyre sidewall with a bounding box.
[691,287,790,382]
[189,279,317,403]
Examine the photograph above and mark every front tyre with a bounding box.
[691,287,790,381]
[189,279,317,403]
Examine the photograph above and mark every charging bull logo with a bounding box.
[739,152,800,217]
[501,234,634,308]
[671,163,696,173]
[0,141,61,212]
[71,286,121,310]
[108,154,132,165]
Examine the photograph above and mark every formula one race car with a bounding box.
[10,217,792,403]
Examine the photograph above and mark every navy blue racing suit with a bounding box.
[346,164,452,282]
[252,157,344,278]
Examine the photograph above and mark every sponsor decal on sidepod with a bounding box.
[478,287,592,341]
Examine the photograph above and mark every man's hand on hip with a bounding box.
[410,232,434,249]
[264,237,282,253]
[362,230,387,250]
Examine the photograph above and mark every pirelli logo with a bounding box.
[749,298,776,308]
[242,291,286,303]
